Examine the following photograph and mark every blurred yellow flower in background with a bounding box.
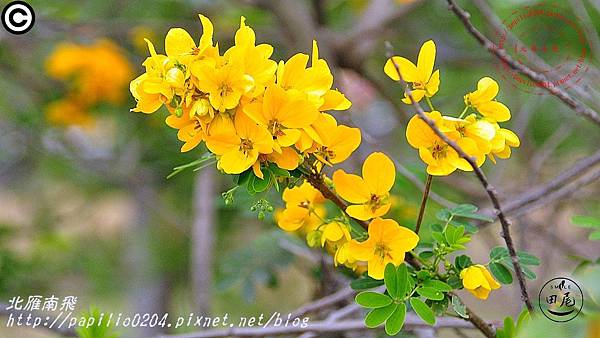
[45,39,133,126]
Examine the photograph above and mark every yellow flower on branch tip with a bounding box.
[347,218,419,280]
[333,152,395,221]
[205,112,273,174]
[277,181,326,232]
[384,40,440,104]
[460,265,501,300]
[244,84,319,152]
[464,77,511,122]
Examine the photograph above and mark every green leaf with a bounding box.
[252,173,271,192]
[416,287,444,300]
[419,250,434,259]
[516,251,541,266]
[430,223,444,232]
[452,204,478,214]
[355,291,393,308]
[364,303,397,328]
[572,215,600,228]
[384,263,398,298]
[431,231,446,244]
[451,296,468,318]
[423,280,453,292]
[455,255,472,270]
[521,266,537,280]
[396,263,409,299]
[435,209,452,222]
[447,275,462,289]
[516,307,530,330]
[490,262,513,284]
[490,246,509,260]
[503,316,515,337]
[410,298,436,325]
[385,302,406,335]
[351,276,384,290]
[589,231,600,241]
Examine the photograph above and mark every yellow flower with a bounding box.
[406,112,459,176]
[244,84,319,152]
[309,114,361,165]
[45,98,94,127]
[224,17,277,98]
[384,40,440,104]
[464,77,510,122]
[347,218,419,279]
[276,41,349,110]
[277,181,326,232]
[460,265,501,300]
[332,152,395,220]
[206,112,273,174]
[192,60,254,112]
[488,124,520,163]
[165,112,206,152]
[46,39,132,109]
[164,14,216,66]
[320,221,351,247]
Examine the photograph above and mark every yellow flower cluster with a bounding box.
[130,15,360,178]
[45,39,133,126]
[277,153,419,280]
[385,41,520,176]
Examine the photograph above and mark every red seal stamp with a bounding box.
[494,2,589,95]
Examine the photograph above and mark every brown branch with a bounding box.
[385,48,534,313]
[476,148,600,222]
[305,171,370,230]
[289,287,355,320]
[445,0,600,128]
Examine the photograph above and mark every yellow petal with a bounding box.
[332,170,370,204]
[219,149,257,174]
[165,28,196,57]
[198,14,214,49]
[406,114,437,148]
[417,40,436,83]
[367,256,386,280]
[362,152,395,195]
[347,239,375,261]
[384,56,419,82]
[477,101,511,122]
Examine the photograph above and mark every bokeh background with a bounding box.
[1,0,599,337]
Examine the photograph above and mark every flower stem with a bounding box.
[425,96,435,111]
[458,105,469,119]
[415,174,433,234]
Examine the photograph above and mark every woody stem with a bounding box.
[415,174,433,234]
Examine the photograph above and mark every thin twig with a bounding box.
[415,174,433,234]
[289,287,355,320]
[445,0,600,128]
[385,46,533,313]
